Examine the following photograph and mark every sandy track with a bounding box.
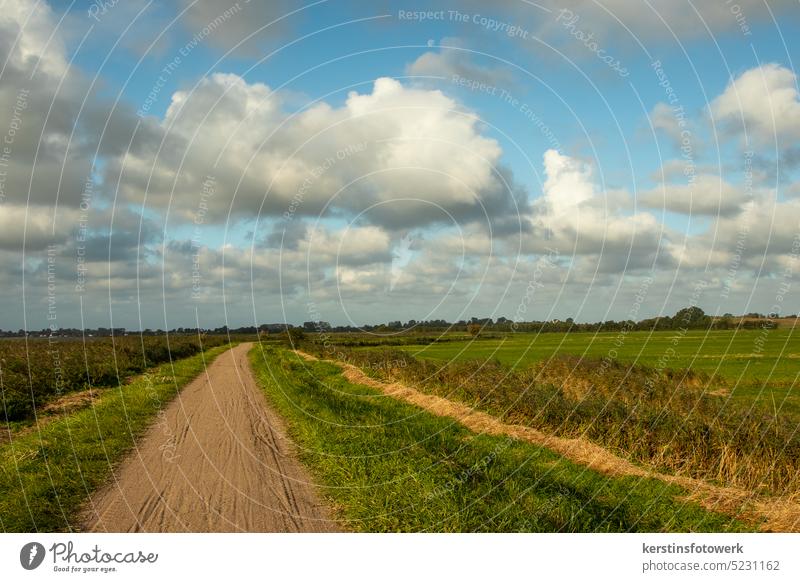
[82,343,338,532]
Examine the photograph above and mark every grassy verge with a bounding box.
[318,346,800,498]
[0,343,234,532]
[249,345,749,532]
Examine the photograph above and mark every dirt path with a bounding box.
[82,343,338,532]
[296,351,800,532]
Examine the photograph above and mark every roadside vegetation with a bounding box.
[307,344,800,499]
[0,335,230,421]
[387,329,800,387]
[249,344,747,532]
[0,343,233,532]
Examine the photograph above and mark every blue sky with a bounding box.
[2,0,800,330]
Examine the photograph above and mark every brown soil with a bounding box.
[81,344,339,532]
[296,350,800,532]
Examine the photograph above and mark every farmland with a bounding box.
[248,345,748,532]
[297,327,800,515]
[391,329,799,380]
[0,335,231,422]
[3,328,798,532]
[387,329,800,416]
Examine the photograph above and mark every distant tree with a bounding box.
[674,306,709,328]
[467,323,482,337]
[282,327,306,345]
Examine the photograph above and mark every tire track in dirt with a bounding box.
[82,344,339,532]
[296,350,800,532]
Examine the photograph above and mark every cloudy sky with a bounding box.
[1,0,799,330]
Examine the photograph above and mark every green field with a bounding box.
[249,345,748,532]
[320,328,800,502]
[398,330,798,380]
[393,329,800,416]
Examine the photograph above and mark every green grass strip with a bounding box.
[0,343,234,532]
[249,345,751,532]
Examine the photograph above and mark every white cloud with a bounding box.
[639,174,749,217]
[4,0,800,329]
[529,150,666,272]
[0,0,144,210]
[711,63,800,147]
[532,0,797,41]
[541,149,595,217]
[0,0,67,77]
[785,182,800,199]
[406,39,514,87]
[111,74,524,230]
[650,102,681,142]
[648,101,702,152]
[0,205,79,250]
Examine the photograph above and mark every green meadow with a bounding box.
[248,345,748,532]
[395,329,800,416]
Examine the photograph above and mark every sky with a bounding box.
[1,0,799,330]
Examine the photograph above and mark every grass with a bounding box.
[249,344,749,532]
[319,344,800,498]
[0,334,231,420]
[394,329,799,380]
[389,329,800,417]
[0,343,233,532]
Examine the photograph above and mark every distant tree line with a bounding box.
[2,308,795,338]
[0,325,265,338]
[295,307,796,335]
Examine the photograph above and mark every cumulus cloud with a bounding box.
[711,63,800,147]
[0,0,144,210]
[472,0,797,43]
[0,0,85,210]
[639,174,750,217]
[528,150,666,272]
[540,150,595,217]
[109,74,528,231]
[3,0,799,329]
[785,182,800,199]
[667,196,800,273]
[647,102,702,153]
[650,159,716,183]
[0,205,77,251]
[406,38,515,87]
[0,0,67,77]
[650,102,682,142]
